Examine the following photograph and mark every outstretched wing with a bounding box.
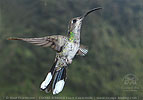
[77,45,88,56]
[8,35,68,52]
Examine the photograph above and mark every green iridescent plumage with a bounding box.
[69,32,75,42]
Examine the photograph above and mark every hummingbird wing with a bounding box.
[77,45,88,56]
[8,35,68,52]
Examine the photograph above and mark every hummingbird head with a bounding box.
[68,7,102,42]
[68,17,83,33]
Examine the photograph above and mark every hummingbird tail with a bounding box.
[46,67,67,95]
[40,60,67,95]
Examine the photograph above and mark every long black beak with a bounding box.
[80,7,102,20]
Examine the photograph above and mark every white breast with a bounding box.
[63,42,79,60]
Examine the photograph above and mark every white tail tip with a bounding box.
[53,80,65,95]
[40,72,52,90]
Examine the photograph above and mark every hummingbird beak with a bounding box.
[80,7,102,20]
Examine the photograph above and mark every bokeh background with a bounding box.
[0,0,143,99]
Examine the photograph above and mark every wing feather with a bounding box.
[77,45,88,56]
[8,35,68,52]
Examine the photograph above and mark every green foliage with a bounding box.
[0,0,143,99]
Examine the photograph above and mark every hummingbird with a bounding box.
[8,7,102,95]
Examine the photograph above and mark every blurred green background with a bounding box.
[0,0,143,99]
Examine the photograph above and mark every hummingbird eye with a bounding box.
[72,19,77,23]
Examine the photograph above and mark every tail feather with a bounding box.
[40,59,58,90]
[40,60,67,95]
[51,67,66,94]
[45,67,67,94]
